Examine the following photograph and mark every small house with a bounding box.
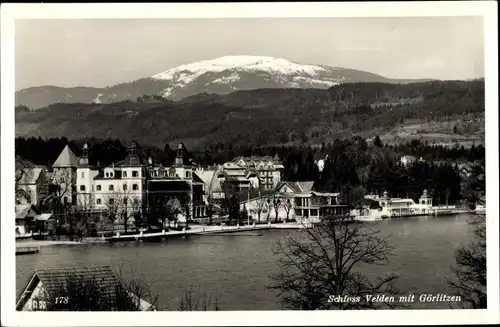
[16,265,155,311]
[15,204,39,236]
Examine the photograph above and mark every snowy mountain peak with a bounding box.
[151,55,327,81]
[150,55,339,98]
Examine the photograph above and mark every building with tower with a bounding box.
[74,140,147,224]
[146,142,208,223]
[51,145,79,205]
[364,189,434,217]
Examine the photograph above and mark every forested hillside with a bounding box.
[15,80,485,150]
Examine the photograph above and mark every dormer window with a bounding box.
[123,171,127,178]
[109,185,114,191]
[132,170,139,177]
[185,171,191,178]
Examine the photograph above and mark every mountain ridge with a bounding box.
[15,80,484,150]
[16,55,435,110]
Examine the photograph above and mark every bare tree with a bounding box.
[448,211,486,308]
[220,181,240,224]
[183,194,192,229]
[281,194,293,222]
[272,192,283,223]
[177,284,220,311]
[270,215,403,310]
[103,193,121,234]
[253,194,268,223]
[206,195,215,225]
[265,198,272,223]
[163,197,182,229]
[130,197,143,232]
[15,156,35,204]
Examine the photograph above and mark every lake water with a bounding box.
[16,214,475,310]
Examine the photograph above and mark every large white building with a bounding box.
[76,141,147,221]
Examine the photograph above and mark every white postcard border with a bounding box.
[1,2,498,326]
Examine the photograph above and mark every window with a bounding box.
[96,185,101,191]
[32,300,38,310]
[132,184,138,191]
[109,198,115,205]
[123,198,128,206]
[123,184,128,191]
[186,171,191,178]
[96,198,102,205]
[105,172,109,178]
[81,172,85,179]
[109,185,114,191]
[123,171,127,178]
[132,170,139,177]
[80,185,86,191]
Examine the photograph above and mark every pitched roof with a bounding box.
[16,167,44,185]
[192,172,205,184]
[52,145,79,168]
[94,170,123,180]
[285,181,315,193]
[15,204,38,219]
[36,213,54,221]
[195,169,217,186]
[16,265,154,311]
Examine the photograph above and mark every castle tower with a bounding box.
[79,142,89,167]
[52,145,79,204]
[76,142,95,209]
[174,142,185,166]
[419,189,433,207]
[380,190,390,208]
[124,140,141,166]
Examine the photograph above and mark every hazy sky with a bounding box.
[15,17,484,90]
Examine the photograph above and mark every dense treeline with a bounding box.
[16,135,484,205]
[15,80,485,149]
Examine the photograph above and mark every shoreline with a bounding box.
[15,240,84,248]
[15,213,474,247]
